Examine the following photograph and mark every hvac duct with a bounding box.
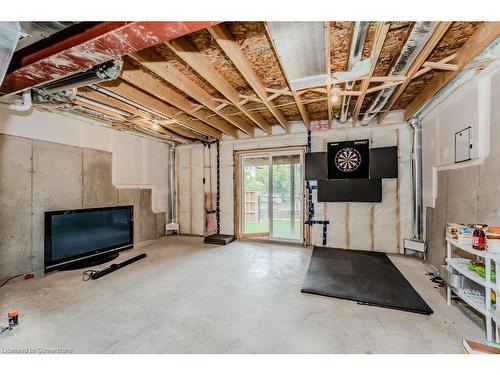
[33,89,122,122]
[66,104,123,122]
[133,126,176,144]
[38,59,123,95]
[31,88,75,107]
[339,21,369,123]
[33,88,188,144]
[166,146,179,233]
[266,22,328,91]
[75,94,131,117]
[0,89,32,111]
[89,84,207,140]
[409,117,423,241]
[359,22,438,126]
[90,84,168,119]
[0,22,22,86]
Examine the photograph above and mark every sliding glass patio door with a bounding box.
[241,155,270,236]
[240,151,303,242]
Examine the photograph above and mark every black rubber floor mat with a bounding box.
[301,246,433,315]
[204,234,236,245]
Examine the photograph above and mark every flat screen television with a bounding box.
[44,205,134,271]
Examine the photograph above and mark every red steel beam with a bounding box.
[0,21,219,96]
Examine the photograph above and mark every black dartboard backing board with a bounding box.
[327,139,369,179]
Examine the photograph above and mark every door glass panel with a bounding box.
[241,156,269,235]
[271,154,302,240]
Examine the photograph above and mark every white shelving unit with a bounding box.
[495,309,500,343]
[446,238,499,342]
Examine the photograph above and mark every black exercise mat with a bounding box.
[301,246,433,315]
[204,234,236,245]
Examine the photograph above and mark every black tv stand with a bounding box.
[58,252,119,271]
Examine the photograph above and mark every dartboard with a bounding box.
[334,147,361,172]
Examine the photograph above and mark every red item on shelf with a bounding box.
[473,226,486,250]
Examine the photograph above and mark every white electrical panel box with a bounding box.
[455,127,472,163]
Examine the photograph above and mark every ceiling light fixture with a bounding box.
[152,118,161,131]
[330,86,341,105]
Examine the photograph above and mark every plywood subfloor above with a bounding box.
[393,21,484,110]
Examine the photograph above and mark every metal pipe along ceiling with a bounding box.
[38,59,123,95]
[89,84,207,139]
[90,84,167,119]
[359,22,438,126]
[66,104,122,122]
[33,90,182,143]
[339,21,369,123]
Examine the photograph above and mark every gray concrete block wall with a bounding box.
[140,189,156,241]
[0,135,33,277]
[0,135,166,279]
[32,141,84,272]
[477,79,500,224]
[155,212,166,238]
[478,160,500,224]
[426,171,449,268]
[82,148,118,207]
[426,163,499,269]
[118,188,142,243]
[445,166,479,224]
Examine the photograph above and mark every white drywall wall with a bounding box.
[421,61,499,209]
[0,108,169,212]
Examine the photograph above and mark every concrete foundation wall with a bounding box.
[0,136,33,278]
[423,62,500,268]
[0,108,169,213]
[176,124,412,253]
[0,134,165,279]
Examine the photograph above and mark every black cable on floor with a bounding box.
[0,274,23,289]
[82,270,98,281]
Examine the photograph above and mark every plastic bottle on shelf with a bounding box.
[472,225,486,250]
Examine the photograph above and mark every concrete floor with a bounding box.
[0,236,484,353]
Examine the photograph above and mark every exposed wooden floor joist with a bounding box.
[99,79,223,139]
[130,49,254,136]
[352,22,390,123]
[121,62,235,137]
[263,22,311,129]
[376,22,453,124]
[208,24,290,133]
[166,37,273,135]
[404,22,500,120]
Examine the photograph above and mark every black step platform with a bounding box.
[301,246,433,315]
[204,234,236,245]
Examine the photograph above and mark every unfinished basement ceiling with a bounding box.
[393,21,483,110]
[1,21,498,143]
